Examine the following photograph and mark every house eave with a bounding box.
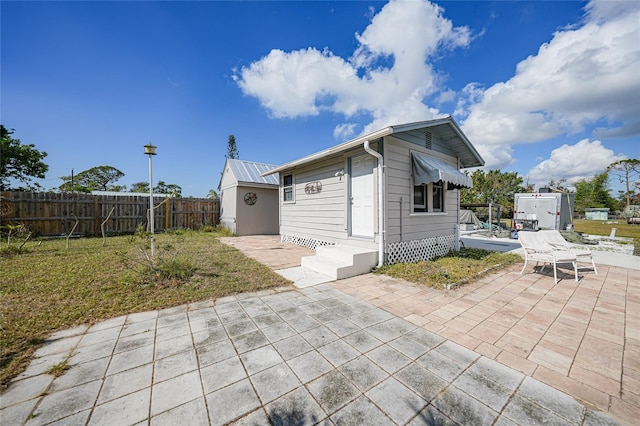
[262,126,394,176]
[236,182,279,190]
[447,118,485,168]
[262,116,485,176]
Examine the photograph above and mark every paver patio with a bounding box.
[0,235,635,425]
[334,264,638,424]
[226,235,639,424]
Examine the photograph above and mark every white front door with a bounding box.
[349,154,375,238]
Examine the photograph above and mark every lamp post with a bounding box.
[144,144,157,257]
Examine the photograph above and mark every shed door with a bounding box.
[535,197,560,230]
[349,154,375,238]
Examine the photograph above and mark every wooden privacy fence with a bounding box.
[0,192,220,237]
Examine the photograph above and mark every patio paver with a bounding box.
[1,235,634,425]
[333,257,638,424]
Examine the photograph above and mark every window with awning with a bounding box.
[411,152,473,190]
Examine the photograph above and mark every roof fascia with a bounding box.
[236,182,279,189]
[390,117,454,133]
[447,118,485,167]
[262,116,485,175]
[217,158,231,190]
[262,126,393,176]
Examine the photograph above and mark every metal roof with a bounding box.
[226,159,279,186]
[263,116,484,176]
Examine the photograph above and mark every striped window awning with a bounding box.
[411,152,473,189]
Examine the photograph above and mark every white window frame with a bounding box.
[432,181,444,212]
[412,180,446,214]
[283,173,295,203]
[413,184,427,212]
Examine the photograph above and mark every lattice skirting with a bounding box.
[281,234,335,250]
[386,234,456,264]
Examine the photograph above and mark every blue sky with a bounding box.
[2,0,639,197]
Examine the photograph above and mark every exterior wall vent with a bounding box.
[425,131,432,150]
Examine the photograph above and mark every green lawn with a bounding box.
[573,219,640,255]
[0,231,291,390]
[572,218,640,239]
[376,248,522,290]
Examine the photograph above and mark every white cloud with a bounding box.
[233,47,358,119]
[526,139,626,186]
[333,123,357,140]
[460,0,640,167]
[436,89,456,104]
[234,0,639,171]
[234,0,469,136]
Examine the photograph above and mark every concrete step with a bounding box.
[301,256,350,280]
[301,244,378,280]
[316,244,376,261]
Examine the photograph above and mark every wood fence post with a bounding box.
[165,198,170,231]
[94,197,100,236]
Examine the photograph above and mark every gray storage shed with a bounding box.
[219,159,279,236]
[584,208,609,221]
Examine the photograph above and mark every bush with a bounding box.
[121,257,195,287]
[119,225,194,287]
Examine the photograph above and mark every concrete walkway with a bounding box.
[1,236,634,425]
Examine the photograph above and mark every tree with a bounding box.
[607,159,640,208]
[545,179,570,193]
[59,165,124,193]
[460,169,527,213]
[154,181,182,197]
[521,177,535,193]
[574,171,617,214]
[207,189,219,199]
[130,182,149,193]
[226,134,239,159]
[615,190,628,212]
[0,125,49,191]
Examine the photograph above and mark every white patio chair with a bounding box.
[517,231,578,284]
[538,230,597,275]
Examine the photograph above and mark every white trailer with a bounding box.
[514,192,575,231]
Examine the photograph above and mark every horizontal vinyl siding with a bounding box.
[280,155,348,243]
[384,137,460,244]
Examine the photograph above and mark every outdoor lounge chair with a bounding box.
[538,230,597,275]
[517,231,578,284]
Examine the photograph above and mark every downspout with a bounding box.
[363,140,385,268]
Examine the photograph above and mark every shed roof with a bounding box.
[225,159,279,186]
[263,116,484,176]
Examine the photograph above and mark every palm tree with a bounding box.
[206,189,219,199]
